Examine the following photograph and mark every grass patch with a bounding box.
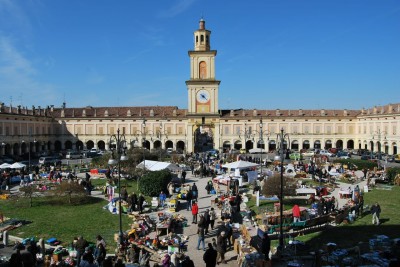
[293,186,400,250]
[1,178,150,252]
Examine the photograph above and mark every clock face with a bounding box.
[196,89,210,103]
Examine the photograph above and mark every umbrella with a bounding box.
[10,162,26,169]
[0,163,11,169]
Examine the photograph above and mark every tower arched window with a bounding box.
[196,35,198,43]
[199,61,207,79]
[206,35,209,45]
[201,35,204,43]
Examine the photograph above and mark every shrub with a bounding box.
[385,167,400,184]
[138,169,172,197]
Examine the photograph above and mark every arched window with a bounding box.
[201,35,204,43]
[199,61,207,79]
[206,35,209,45]
[196,35,198,43]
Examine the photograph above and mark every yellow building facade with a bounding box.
[0,20,399,156]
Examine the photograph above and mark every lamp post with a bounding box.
[276,128,290,255]
[108,129,128,246]
[372,129,387,169]
[238,122,253,153]
[22,131,36,173]
[140,118,147,190]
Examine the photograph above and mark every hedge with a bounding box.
[138,169,172,197]
[333,159,377,170]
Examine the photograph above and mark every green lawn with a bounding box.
[0,178,146,252]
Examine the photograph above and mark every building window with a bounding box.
[178,127,183,134]
[199,61,207,79]
[393,126,396,135]
[14,126,18,135]
[235,126,241,135]
[167,127,172,135]
[110,127,115,135]
[304,126,309,134]
[363,126,367,134]
[122,127,126,134]
[326,126,332,134]
[99,127,104,135]
[76,127,82,135]
[348,126,354,134]
[337,126,343,134]
[315,126,320,134]
[5,127,9,135]
[224,126,230,135]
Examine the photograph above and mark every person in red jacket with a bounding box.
[292,204,301,223]
[192,201,199,224]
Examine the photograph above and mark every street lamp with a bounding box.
[22,133,36,173]
[108,129,128,246]
[140,118,147,190]
[276,128,290,255]
[372,129,387,169]
[238,122,254,153]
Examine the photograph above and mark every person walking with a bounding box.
[292,204,301,223]
[186,189,193,211]
[209,207,216,230]
[204,209,211,234]
[261,233,271,267]
[216,231,227,264]
[159,191,167,208]
[191,201,199,224]
[192,183,198,201]
[203,243,217,267]
[129,192,138,212]
[371,202,381,225]
[75,236,89,266]
[197,226,206,251]
[182,170,187,184]
[138,194,145,214]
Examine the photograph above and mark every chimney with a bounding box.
[253,109,257,117]
[230,110,234,117]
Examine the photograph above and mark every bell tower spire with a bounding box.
[194,18,211,51]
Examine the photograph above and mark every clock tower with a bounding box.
[186,19,220,115]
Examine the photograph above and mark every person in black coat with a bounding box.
[186,189,193,211]
[138,194,145,214]
[261,233,271,261]
[203,243,217,267]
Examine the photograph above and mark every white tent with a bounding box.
[10,162,26,169]
[249,148,266,154]
[0,163,11,169]
[137,160,181,171]
[222,160,259,170]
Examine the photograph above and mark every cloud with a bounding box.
[157,0,197,18]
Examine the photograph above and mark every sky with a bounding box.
[0,0,399,111]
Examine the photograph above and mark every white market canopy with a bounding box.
[137,160,180,171]
[0,163,11,169]
[249,148,266,154]
[222,160,259,170]
[10,162,26,169]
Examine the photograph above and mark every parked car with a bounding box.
[66,151,83,159]
[38,156,62,166]
[240,148,247,154]
[361,154,373,160]
[318,150,333,157]
[337,151,351,159]
[289,152,302,160]
[301,150,315,157]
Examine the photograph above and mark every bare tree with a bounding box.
[261,174,296,199]
[52,181,86,204]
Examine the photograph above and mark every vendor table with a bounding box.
[296,188,317,195]
[338,190,352,199]
[156,223,170,236]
